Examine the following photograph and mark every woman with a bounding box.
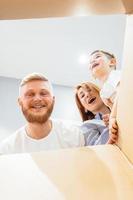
[75,82,110,145]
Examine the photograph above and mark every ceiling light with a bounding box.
[74,5,89,16]
[78,54,88,64]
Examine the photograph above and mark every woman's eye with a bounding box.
[81,94,85,98]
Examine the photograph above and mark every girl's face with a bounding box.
[89,52,112,79]
[77,85,104,114]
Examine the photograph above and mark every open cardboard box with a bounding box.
[0,0,133,19]
[0,1,133,199]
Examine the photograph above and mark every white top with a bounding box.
[0,119,85,154]
[100,70,121,105]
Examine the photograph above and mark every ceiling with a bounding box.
[0,15,126,86]
[0,0,130,86]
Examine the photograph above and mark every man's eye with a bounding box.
[27,93,34,97]
[41,92,48,96]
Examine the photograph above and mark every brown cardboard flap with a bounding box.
[0,146,133,200]
[122,0,133,14]
[0,0,127,20]
[117,15,133,164]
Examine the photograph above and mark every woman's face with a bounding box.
[77,85,104,114]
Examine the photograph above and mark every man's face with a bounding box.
[77,85,104,114]
[18,80,54,124]
[89,52,111,79]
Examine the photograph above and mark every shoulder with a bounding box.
[81,120,109,145]
[100,70,121,99]
[81,119,105,132]
[52,118,81,133]
[106,70,121,87]
[5,126,25,142]
[0,126,25,154]
[51,119,84,147]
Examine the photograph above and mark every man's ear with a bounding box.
[53,96,55,103]
[18,98,22,106]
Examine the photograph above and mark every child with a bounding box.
[89,50,121,144]
[89,50,121,108]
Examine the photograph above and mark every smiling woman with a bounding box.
[75,82,110,121]
[75,81,110,145]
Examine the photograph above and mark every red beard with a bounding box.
[21,101,54,124]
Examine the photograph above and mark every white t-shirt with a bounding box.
[100,70,121,107]
[0,119,85,154]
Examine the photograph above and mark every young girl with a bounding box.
[89,50,121,143]
[89,50,121,108]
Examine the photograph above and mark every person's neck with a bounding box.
[99,74,109,83]
[25,120,52,139]
[94,104,110,116]
[99,105,110,115]
[97,69,112,83]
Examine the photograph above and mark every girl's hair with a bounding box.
[75,82,100,122]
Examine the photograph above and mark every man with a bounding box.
[0,73,84,154]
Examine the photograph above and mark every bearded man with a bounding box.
[0,73,84,154]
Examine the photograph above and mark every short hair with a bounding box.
[19,72,53,95]
[90,50,116,69]
[75,82,100,121]
[20,73,48,87]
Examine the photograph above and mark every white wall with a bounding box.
[0,76,80,141]
[0,15,126,86]
[53,84,80,121]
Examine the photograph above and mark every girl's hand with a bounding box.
[107,118,118,144]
